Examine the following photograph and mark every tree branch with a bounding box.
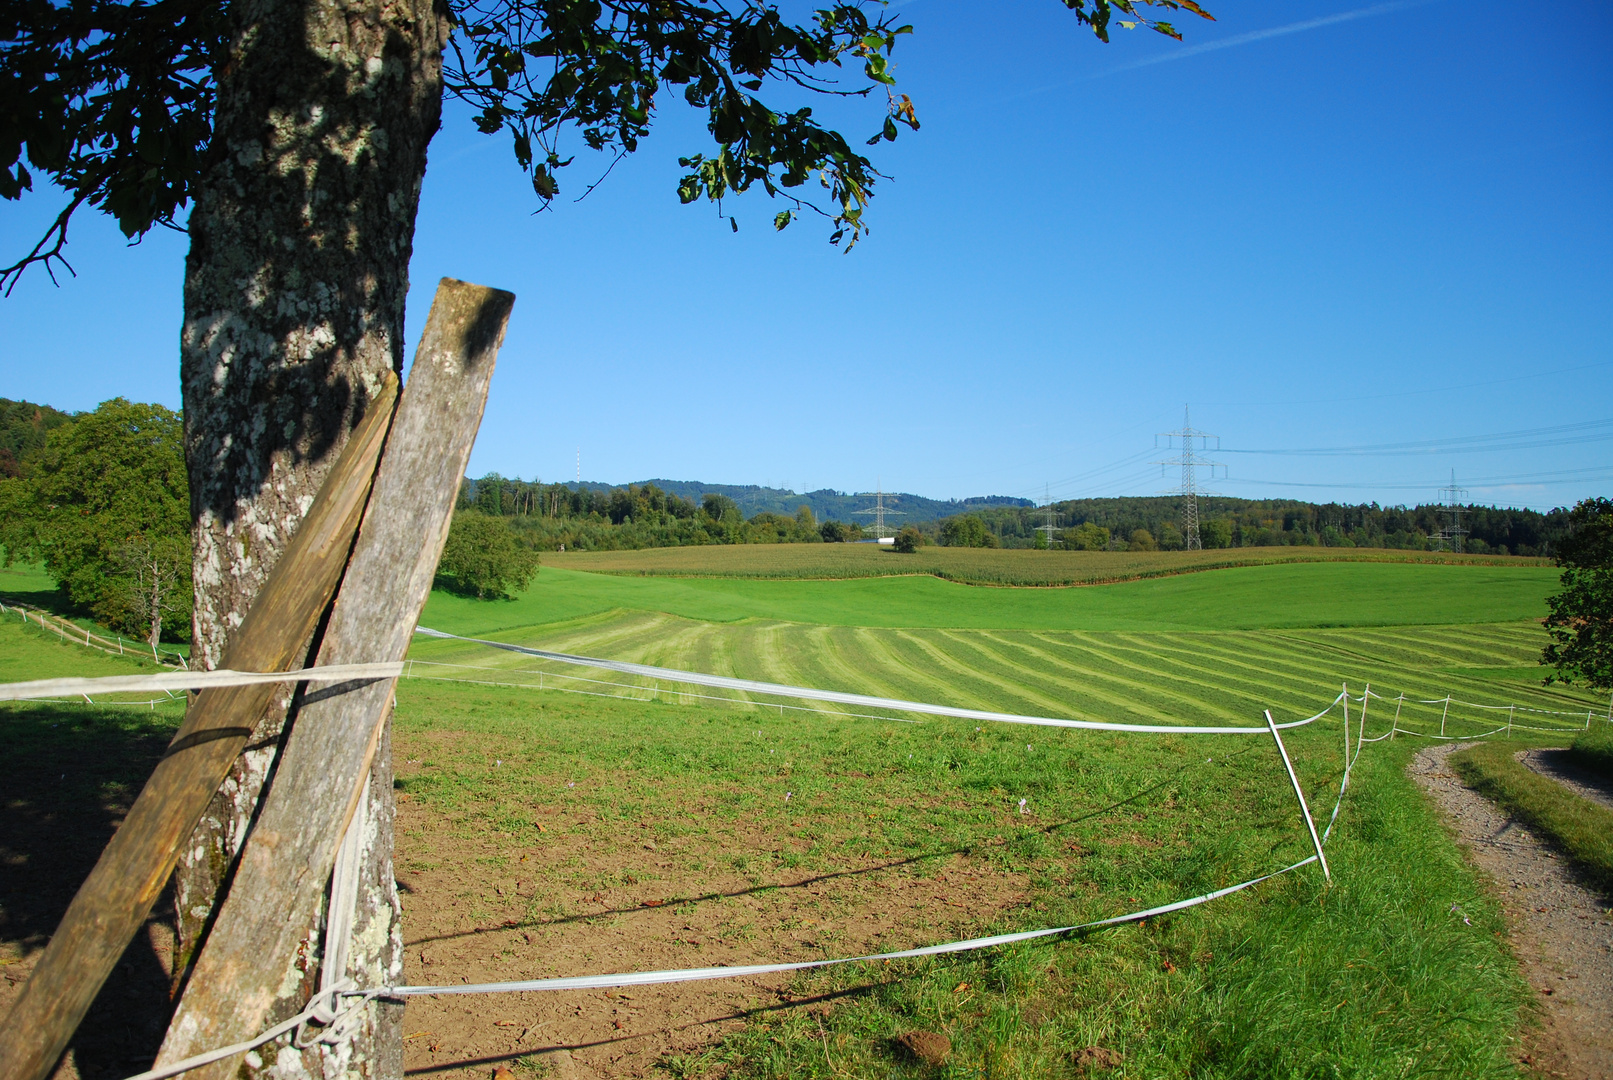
[0,194,88,296]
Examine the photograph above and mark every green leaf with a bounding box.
[531,166,557,199]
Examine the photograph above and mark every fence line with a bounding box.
[0,627,1603,1079]
[0,599,189,669]
[122,660,1438,1080]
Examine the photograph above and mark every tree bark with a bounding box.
[174,0,448,1069]
[158,280,512,1080]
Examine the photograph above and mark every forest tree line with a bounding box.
[456,476,856,550]
[457,474,1573,556]
[938,496,1570,555]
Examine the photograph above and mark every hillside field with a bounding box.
[420,558,1559,636]
[1,554,1604,1079]
[541,542,1545,586]
[391,555,1597,1078]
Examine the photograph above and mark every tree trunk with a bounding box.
[173,0,447,1069]
[148,565,162,649]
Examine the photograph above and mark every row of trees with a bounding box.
[456,478,878,552]
[0,398,193,645]
[925,497,1570,554]
[458,473,1571,556]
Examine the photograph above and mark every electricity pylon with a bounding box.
[854,486,903,539]
[1034,484,1061,547]
[1434,470,1469,553]
[1154,406,1223,550]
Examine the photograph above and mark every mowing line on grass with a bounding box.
[413,627,1340,734]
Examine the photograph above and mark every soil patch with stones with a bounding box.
[1410,742,1613,1080]
[395,788,1030,1079]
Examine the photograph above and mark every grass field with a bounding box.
[2,553,1604,1078]
[541,544,1545,587]
[391,555,1600,1077]
[420,560,1560,637]
[0,560,192,659]
[1570,725,1613,778]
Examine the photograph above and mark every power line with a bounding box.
[1221,418,1613,458]
[1035,483,1061,547]
[1219,464,1613,493]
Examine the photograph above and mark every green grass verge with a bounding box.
[1449,740,1613,894]
[0,560,191,656]
[419,561,1559,637]
[1569,724,1613,779]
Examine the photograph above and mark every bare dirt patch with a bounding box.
[1410,743,1613,1079]
[395,783,1031,1078]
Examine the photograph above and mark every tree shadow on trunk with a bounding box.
[0,703,182,1077]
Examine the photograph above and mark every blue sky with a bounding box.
[2,0,1609,511]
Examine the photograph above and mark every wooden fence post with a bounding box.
[153,279,514,1080]
[0,375,398,1080]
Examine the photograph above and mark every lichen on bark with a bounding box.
[173,0,447,1072]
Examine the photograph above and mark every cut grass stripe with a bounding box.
[974,631,1254,725]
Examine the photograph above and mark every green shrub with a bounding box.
[938,514,997,548]
[892,525,923,553]
[435,511,540,598]
[1064,522,1109,551]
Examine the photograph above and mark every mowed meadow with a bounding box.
[0,551,1603,1078]
[386,553,1598,1079]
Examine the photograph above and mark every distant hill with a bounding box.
[560,479,1033,524]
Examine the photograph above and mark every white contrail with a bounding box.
[1101,0,1434,74]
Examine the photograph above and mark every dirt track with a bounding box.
[1410,743,1613,1080]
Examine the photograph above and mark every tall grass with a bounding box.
[1569,723,1613,778]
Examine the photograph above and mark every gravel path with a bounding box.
[1409,743,1613,1080]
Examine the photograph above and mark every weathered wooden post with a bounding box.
[0,375,398,1080]
[154,279,514,1080]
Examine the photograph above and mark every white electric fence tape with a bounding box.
[121,855,1320,1080]
[0,662,405,702]
[390,855,1321,998]
[400,659,928,725]
[412,627,1336,734]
